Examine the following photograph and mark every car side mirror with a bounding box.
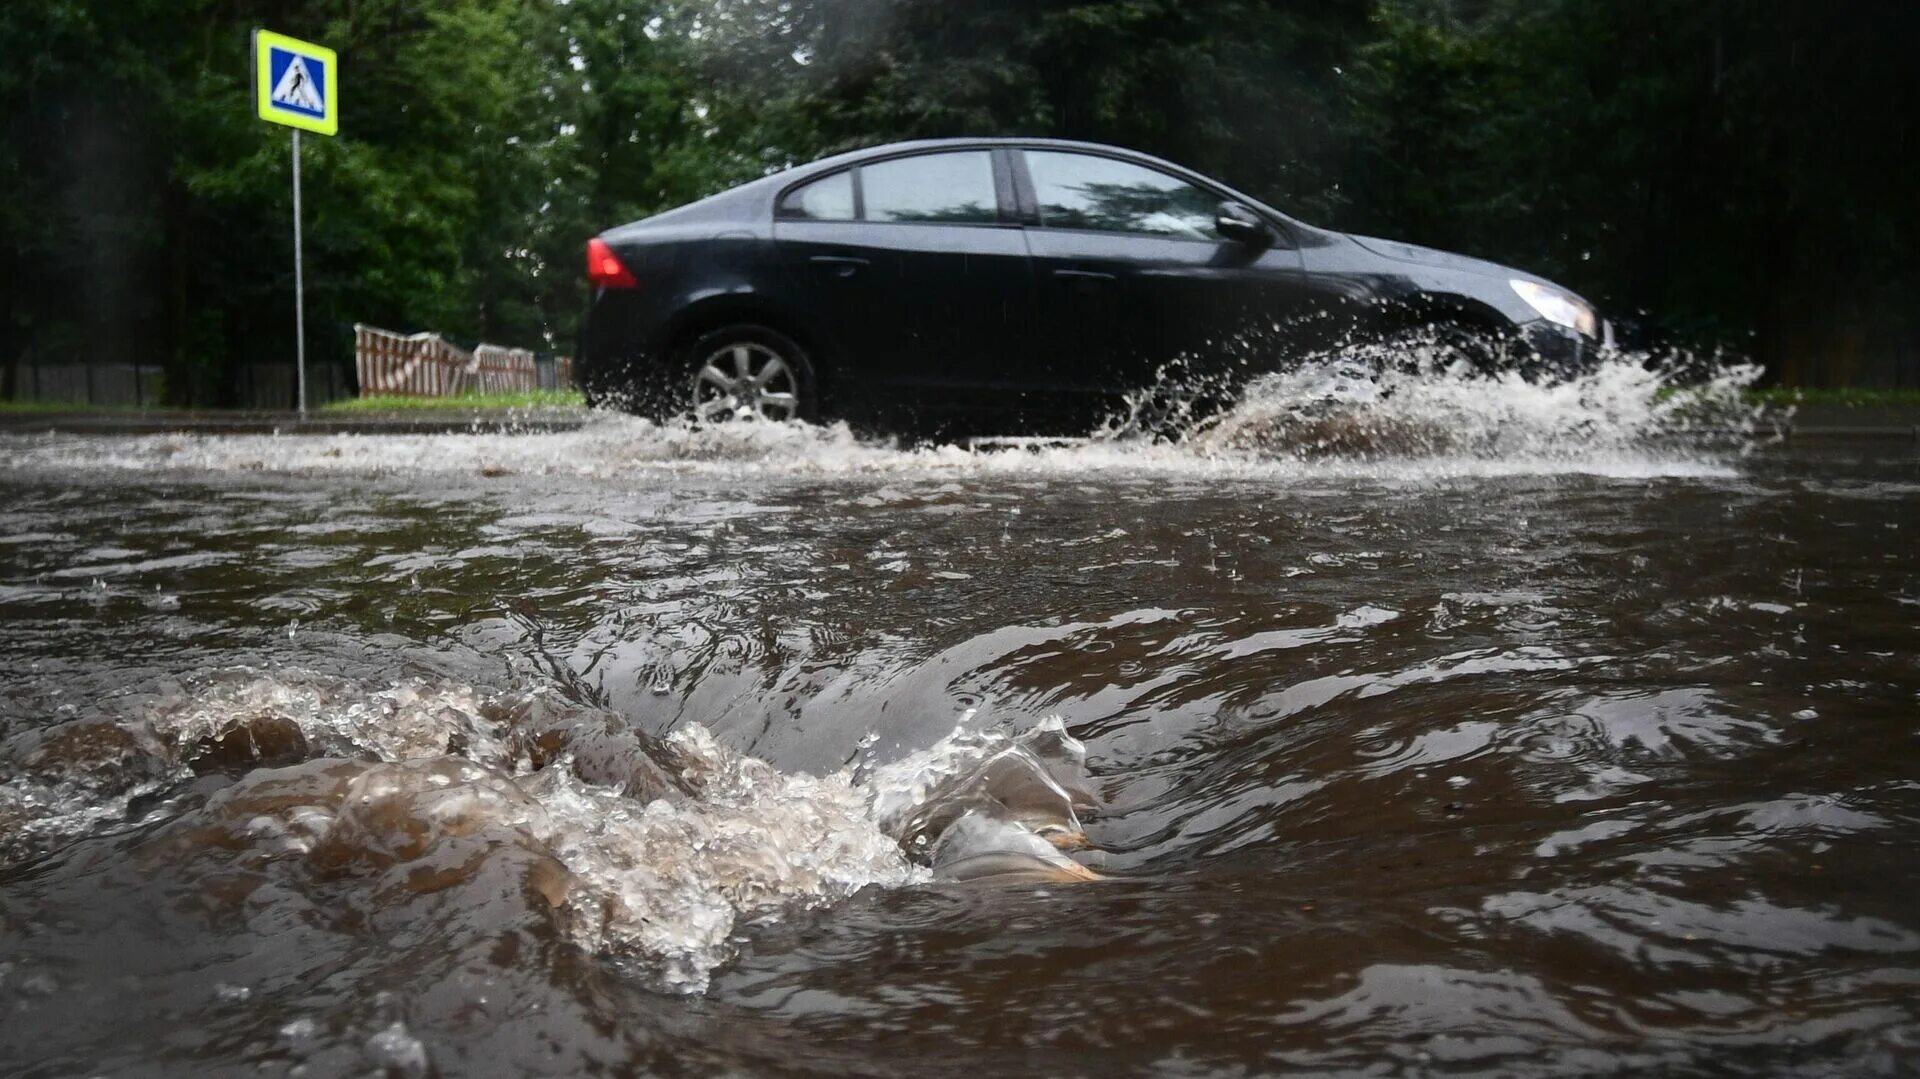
[1214,202,1269,246]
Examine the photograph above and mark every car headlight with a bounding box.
[1510,279,1598,338]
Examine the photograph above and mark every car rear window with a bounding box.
[860,152,999,224]
[1025,151,1220,241]
[778,170,856,221]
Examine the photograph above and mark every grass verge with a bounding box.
[1653,387,1920,408]
[1739,388,1920,408]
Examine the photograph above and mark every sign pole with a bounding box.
[254,28,335,412]
[292,128,306,414]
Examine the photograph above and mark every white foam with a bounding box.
[533,729,923,991]
[124,672,1101,992]
[1,358,1763,483]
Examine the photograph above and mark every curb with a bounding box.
[0,411,593,436]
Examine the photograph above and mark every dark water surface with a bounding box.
[2,392,1918,1075]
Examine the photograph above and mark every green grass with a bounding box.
[1739,387,1920,407]
[1652,387,1920,408]
[321,389,586,412]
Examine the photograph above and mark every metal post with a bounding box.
[292,129,307,414]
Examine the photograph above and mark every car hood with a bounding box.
[1345,234,1514,279]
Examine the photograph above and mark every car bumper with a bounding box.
[579,289,676,392]
[1516,318,1608,378]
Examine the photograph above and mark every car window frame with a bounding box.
[774,148,1019,228]
[775,167,860,223]
[1008,147,1296,249]
[1014,149,1224,245]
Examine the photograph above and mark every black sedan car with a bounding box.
[581,138,1605,432]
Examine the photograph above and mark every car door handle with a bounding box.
[809,255,870,277]
[1051,269,1117,283]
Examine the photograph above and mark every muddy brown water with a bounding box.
[1,381,1918,1075]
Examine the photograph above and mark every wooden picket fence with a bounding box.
[354,324,572,397]
[472,344,536,393]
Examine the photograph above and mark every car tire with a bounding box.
[580,373,612,411]
[1378,320,1506,378]
[584,362,653,414]
[673,324,819,425]
[1114,357,1236,442]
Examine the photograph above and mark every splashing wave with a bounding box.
[2,357,1766,482]
[0,670,1100,992]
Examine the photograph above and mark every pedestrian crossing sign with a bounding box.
[253,30,338,135]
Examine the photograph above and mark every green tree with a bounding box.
[1347,0,1920,383]
[693,0,1375,217]
[2,0,1913,399]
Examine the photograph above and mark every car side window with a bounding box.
[1025,151,1221,241]
[777,170,856,221]
[860,152,999,225]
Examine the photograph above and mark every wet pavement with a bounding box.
[1,362,1917,1076]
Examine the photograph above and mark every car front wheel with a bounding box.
[682,325,817,425]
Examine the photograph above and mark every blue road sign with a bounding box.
[253,30,338,136]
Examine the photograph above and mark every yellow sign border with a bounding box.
[253,30,338,136]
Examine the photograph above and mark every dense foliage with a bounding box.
[2,0,1913,403]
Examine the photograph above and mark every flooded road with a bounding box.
[2,364,1918,1075]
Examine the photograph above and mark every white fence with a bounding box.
[472,344,537,393]
[354,324,572,397]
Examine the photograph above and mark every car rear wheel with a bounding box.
[682,325,818,425]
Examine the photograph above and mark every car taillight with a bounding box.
[587,238,638,289]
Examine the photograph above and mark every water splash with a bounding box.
[0,670,1103,992]
[1173,352,1765,463]
[0,355,1764,482]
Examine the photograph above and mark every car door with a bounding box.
[772,149,1036,421]
[1015,149,1314,407]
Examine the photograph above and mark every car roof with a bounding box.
[787,137,1222,186]
[806,136,1170,164]
[778,138,1307,227]
[605,137,1318,237]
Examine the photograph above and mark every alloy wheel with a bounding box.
[691,342,800,422]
